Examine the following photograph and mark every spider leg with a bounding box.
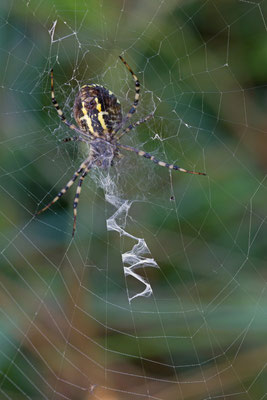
[114,56,141,133]
[118,144,206,176]
[36,158,90,216]
[116,113,153,140]
[63,136,87,143]
[72,164,92,237]
[50,69,91,142]
[63,136,79,143]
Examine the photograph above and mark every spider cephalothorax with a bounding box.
[89,138,117,169]
[36,55,206,236]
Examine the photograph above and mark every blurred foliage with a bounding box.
[0,0,267,399]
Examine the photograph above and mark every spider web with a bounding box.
[0,0,267,399]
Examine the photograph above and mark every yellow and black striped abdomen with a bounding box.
[73,84,122,138]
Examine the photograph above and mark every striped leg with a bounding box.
[63,136,87,143]
[36,159,89,216]
[116,113,153,140]
[115,56,141,133]
[72,165,91,237]
[63,136,78,143]
[50,70,90,141]
[118,144,206,176]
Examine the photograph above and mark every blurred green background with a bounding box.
[0,0,267,399]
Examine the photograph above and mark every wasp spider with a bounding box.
[37,56,206,236]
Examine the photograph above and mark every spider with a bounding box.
[36,56,206,236]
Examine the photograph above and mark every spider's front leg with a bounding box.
[36,157,90,218]
[118,143,206,176]
[72,164,92,237]
[62,136,87,143]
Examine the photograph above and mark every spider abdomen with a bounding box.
[74,85,122,137]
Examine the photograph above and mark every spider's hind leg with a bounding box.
[50,69,90,141]
[51,69,77,131]
[116,113,153,140]
[114,56,141,133]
